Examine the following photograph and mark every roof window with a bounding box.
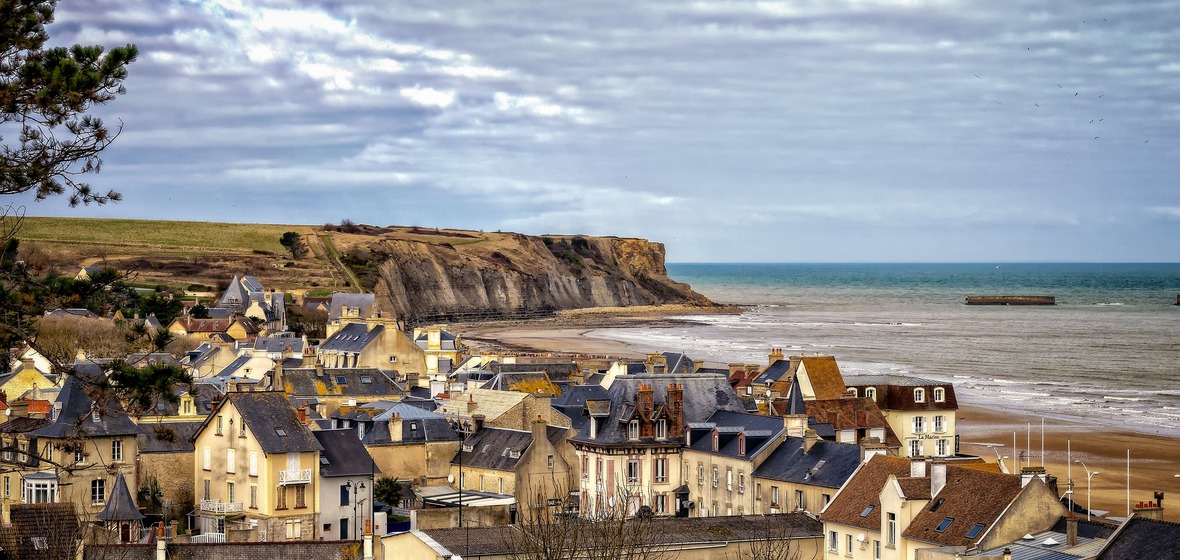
[935,518,954,533]
[336,376,347,384]
[360,375,372,384]
[965,523,986,539]
[275,427,287,437]
[859,504,874,517]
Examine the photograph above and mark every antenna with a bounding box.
[1040,417,1045,467]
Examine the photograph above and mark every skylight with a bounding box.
[935,518,954,533]
[275,427,287,437]
[859,505,874,517]
[930,497,946,512]
[360,375,372,384]
[336,376,347,384]
[966,523,986,539]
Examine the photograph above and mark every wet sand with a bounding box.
[455,306,1180,522]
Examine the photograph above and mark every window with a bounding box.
[203,446,211,470]
[596,458,603,481]
[698,464,704,485]
[860,504,875,517]
[360,375,372,384]
[627,459,640,483]
[795,489,805,511]
[913,416,925,433]
[44,442,52,462]
[628,420,639,440]
[823,493,832,507]
[249,452,258,476]
[17,441,26,463]
[91,479,106,505]
[726,468,733,491]
[582,455,589,478]
[75,449,85,465]
[336,375,347,385]
[340,484,350,506]
[285,519,302,540]
[2,440,11,461]
[933,415,945,433]
[227,448,235,473]
[930,497,946,512]
[738,435,746,455]
[654,458,667,483]
[756,482,762,500]
[771,486,780,507]
[2,476,7,497]
[227,482,235,504]
[866,387,876,400]
[847,534,854,554]
[934,387,945,402]
[655,493,667,514]
[24,479,57,503]
[712,431,719,451]
[914,388,925,403]
[276,486,287,509]
[216,416,223,435]
[250,485,257,509]
[295,485,306,508]
[828,531,838,551]
[203,479,210,500]
[874,540,881,560]
[712,466,719,488]
[738,472,745,493]
[965,523,986,539]
[909,440,922,457]
[935,517,954,533]
[656,419,667,439]
[547,454,554,469]
[937,439,949,456]
[887,513,897,546]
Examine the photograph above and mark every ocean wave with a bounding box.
[1094,302,1124,306]
[1103,396,1141,402]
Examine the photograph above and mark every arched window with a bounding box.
[914,388,926,403]
[848,387,858,397]
[933,387,945,402]
[866,387,876,400]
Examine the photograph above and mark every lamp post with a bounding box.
[346,480,367,539]
[1075,460,1098,521]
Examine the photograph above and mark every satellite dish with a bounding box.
[856,534,866,543]
[447,474,455,483]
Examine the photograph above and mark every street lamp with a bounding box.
[1075,460,1099,521]
[346,480,367,539]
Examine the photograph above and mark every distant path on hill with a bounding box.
[315,233,364,293]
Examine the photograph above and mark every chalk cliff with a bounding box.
[339,230,712,323]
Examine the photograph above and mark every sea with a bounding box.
[586,263,1180,436]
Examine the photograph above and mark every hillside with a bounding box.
[14,218,714,320]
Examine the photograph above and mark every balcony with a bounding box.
[199,499,242,514]
[279,467,312,485]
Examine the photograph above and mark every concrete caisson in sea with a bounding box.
[965,295,1055,305]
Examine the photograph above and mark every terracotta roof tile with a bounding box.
[902,465,1024,547]
[820,454,912,531]
[800,356,847,400]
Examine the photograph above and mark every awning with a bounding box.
[417,485,515,508]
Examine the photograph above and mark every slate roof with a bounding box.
[687,411,784,459]
[415,329,458,350]
[320,322,384,353]
[480,371,560,395]
[782,374,806,416]
[569,374,747,446]
[30,365,138,439]
[137,422,202,453]
[753,437,863,489]
[253,336,305,355]
[329,293,376,321]
[492,361,580,382]
[551,384,609,431]
[753,358,794,385]
[844,374,959,411]
[207,392,322,454]
[1095,516,1180,559]
[279,367,402,397]
[451,426,564,471]
[313,429,379,477]
[417,513,822,558]
[0,416,51,434]
[334,402,459,445]
[97,474,144,522]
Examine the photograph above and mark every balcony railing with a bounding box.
[192,532,227,543]
[199,499,242,514]
[279,467,312,485]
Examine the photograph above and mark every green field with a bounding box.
[17,217,311,254]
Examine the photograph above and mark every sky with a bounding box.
[11,0,1180,262]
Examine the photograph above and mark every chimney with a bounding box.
[692,360,703,373]
[1002,549,1012,560]
[315,360,324,377]
[466,394,478,414]
[405,372,420,396]
[387,412,403,443]
[296,404,307,425]
[769,347,784,365]
[666,383,684,437]
[472,413,486,435]
[1066,515,1078,546]
[728,363,745,377]
[1021,466,1046,488]
[803,428,820,454]
[1132,499,1164,520]
[860,439,887,463]
[19,356,34,372]
[532,415,547,446]
[227,378,238,393]
[638,384,654,438]
[910,458,927,478]
[930,459,947,497]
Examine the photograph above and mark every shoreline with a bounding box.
[452,304,1180,523]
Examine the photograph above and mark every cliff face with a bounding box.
[357,232,710,322]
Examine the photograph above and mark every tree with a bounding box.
[279,231,306,258]
[1,0,138,206]
[373,476,403,508]
[189,302,210,318]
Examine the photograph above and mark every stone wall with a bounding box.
[86,540,363,560]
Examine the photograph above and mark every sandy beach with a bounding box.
[455,306,1180,523]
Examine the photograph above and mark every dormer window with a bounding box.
[656,419,667,440]
[866,387,876,400]
[914,388,926,403]
[712,430,719,452]
[589,418,598,439]
[933,387,945,402]
[628,420,639,440]
[738,434,747,456]
[848,387,858,397]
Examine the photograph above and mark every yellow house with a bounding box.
[192,391,323,542]
[168,317,260,343]
[844,376,958,458]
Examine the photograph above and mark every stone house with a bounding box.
[312,429,378,541]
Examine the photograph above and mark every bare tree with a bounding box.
[736,514,813,560]
[504,478,676,560]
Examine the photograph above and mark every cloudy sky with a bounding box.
[15,0,1180,262]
